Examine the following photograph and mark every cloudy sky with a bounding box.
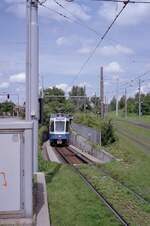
[0,0,150,103]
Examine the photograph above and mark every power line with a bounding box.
[91,0,150,4]
[118,70,150,89]
[38,1,73,21]
[39,0,103,37]
[106,71,150,97]
[53,0,101,36]
[69,1,129,86]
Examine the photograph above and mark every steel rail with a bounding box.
[54,146,129,225]
[55,147,88,164]
[98,167,150,205]
[73,167,129,226]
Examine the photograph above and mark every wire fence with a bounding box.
[71,123,101,145]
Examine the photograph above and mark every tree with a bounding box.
[69,86,86,111]
[42,86,75,126]
[119,95,125,109]
[109,96,116,111]
[141,92,150,115]
[0,101,15,116]
[69,86,86,97]
[127,97,135,113]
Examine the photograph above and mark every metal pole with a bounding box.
[100,66,104,118]
[94,92,97,114]
[26,0,31,120]
[104,96,106,116]
[29,0,39,172]
[138,79,141,117]
[116,78,119,117]
[17,94,19,117]
[125,88,127,118]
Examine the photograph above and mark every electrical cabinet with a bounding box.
[0,119,33,218]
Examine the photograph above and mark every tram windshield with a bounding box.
[55,121,65,132]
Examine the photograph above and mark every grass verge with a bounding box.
[79,164,150,226]
[39,156,122,226]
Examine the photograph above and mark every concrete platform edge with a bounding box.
[35,172,50,226]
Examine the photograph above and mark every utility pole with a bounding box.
[125,88,127,118]
[138,79,141,117]
[26,0,39,172]
[116,78,119,117]
[104,96,107,116]
[26,0,31,120]
[100,66,104,118]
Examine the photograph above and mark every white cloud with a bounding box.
[99,3,150,26]
[77,44,134,57]
[9,72,25,83]
[5,0,91,21]
[0,82,9,89]
[77,47,91,54]
[141,83,150,93]
[50,83,72,93]
[56,37,66,46]
[78,82,92,88]
[57,1,91,21]
[5,0,25,18]
[99,44,134,56]
[104,62,124,74]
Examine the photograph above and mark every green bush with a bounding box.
[101,119,117,146]
[39,125,49,145]
[74,113,117,146]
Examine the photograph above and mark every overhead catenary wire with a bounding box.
[106,74,150,97]
[39,0,103,37]
[38,1,74,21]
[117,70,150,89]
[53,0,101,36]
[91,0,150,4]
[38,0,149,94]
[69,1,129,86]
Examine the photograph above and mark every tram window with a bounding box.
[50,121,54,132]
[55,121,64,132]
[66,121,69,132]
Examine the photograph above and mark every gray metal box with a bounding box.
[0,119,33,218]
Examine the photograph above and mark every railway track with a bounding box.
[54,146,129,226]
[55,146,90,165]
[98,167,150,205]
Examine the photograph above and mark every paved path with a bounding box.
[43,141,62,163]
[36,172,50,226]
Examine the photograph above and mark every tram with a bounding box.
[49,114,70,146]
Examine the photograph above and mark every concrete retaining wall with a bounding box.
[70,131,115,163]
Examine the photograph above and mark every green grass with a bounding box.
[45,163,122,226]
[38,113,150,226]
[108,111,150,124]
[115,119,150,140]
[74,112,102,130]
[73,113,150,225]
[113,121,150,156]
[103,112,150,202]
[102,134,150,201]
[79,165,150,226]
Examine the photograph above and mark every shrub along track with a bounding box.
[54,146,129,226]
